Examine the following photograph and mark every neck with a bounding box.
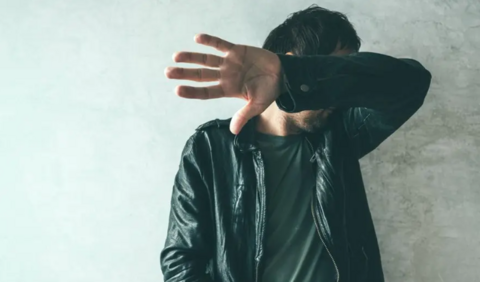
[256,103,301,136]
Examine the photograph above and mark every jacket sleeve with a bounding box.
[276,52,432,159]
[160,134,214,282]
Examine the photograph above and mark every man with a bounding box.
[160,5,431,282]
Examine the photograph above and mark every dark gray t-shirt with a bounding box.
[256,132,336,282]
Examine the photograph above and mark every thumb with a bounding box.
[230,102,263,135]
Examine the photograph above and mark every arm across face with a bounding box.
[276,52,432,158]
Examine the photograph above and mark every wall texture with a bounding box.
[0,0,479,281]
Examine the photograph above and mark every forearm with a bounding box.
[276,52,431,112]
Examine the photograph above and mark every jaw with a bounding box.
[256,103,335,135]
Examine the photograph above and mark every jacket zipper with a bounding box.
[311,199,340,282]
[254,151,267,282]
[342,168,350,282]
[306,136,340,282]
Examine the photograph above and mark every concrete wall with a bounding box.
[0,0,479,281]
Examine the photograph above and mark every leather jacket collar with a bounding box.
[234,116,259,153]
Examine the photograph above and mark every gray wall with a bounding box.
[0,0,479,281]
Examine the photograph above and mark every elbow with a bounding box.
[407,69,431,113]
[161,247,209,281]
[160,249,171,279]
[401,58,432,100]
[161,247,183,280]
[417,68,432,102]
[406,59,431,104]
[400,66,431,113]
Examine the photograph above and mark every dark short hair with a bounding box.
[262,5,361,55]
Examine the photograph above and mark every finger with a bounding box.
[230,103,263,135]
[175,84,229,100]
[173,52,224,68]
[165,67,220,82]
[194,34,235,53]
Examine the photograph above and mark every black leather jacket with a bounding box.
[160,52,432,282]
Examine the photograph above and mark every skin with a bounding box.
[164,33,354,135]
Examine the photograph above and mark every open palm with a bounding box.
[165,34,284,134]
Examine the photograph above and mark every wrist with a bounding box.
[278,67,289,97]
[276,58,288,97]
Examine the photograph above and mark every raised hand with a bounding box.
[165,34,284,135]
